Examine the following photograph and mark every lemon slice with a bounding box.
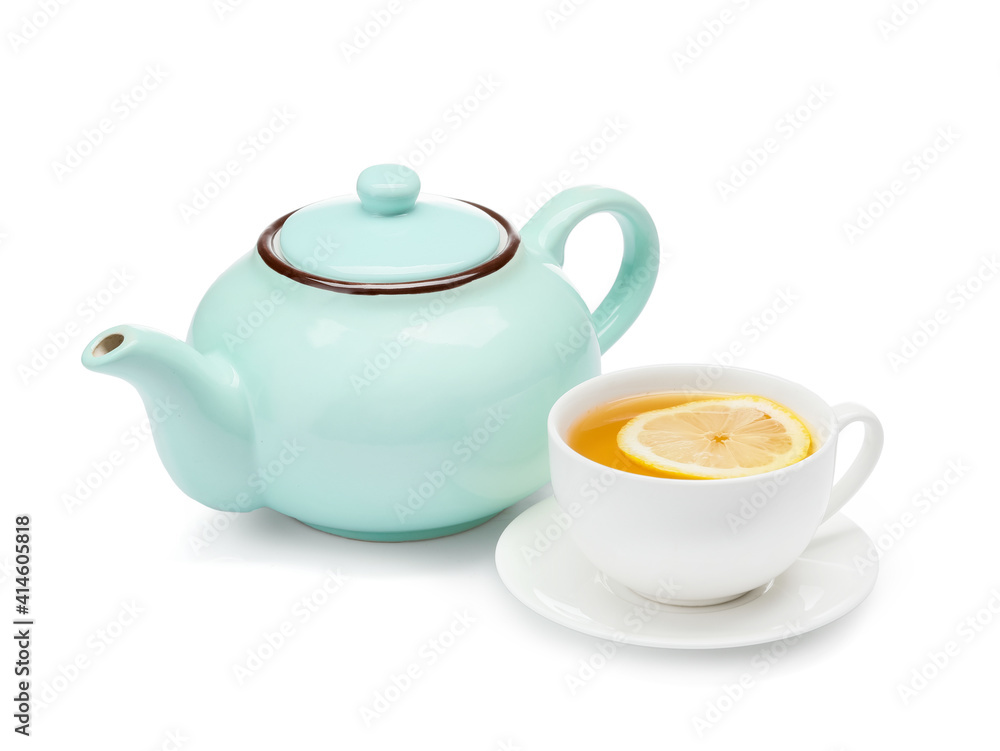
[617,396,811,479]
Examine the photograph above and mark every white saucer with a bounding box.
[495,495,878,649]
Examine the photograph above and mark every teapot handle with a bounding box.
[520,186,659,353]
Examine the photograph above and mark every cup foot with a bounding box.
[300,512,501,541]
[629,590,750,607]
[600,575,775,614]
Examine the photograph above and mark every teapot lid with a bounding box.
[274,165,504,285]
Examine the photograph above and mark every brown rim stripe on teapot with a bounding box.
[256,201,520,295]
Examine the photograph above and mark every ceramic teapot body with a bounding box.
[83,166,659,540]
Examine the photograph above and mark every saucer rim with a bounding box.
[494,495,879,650]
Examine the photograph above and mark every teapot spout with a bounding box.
[82,325,258,512]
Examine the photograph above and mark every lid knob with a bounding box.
[357,164,421,216]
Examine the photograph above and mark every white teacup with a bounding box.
[548,364,884,606]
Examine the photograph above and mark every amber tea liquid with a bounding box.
[566,391,737,479]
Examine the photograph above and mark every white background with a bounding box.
[4,0,999,747]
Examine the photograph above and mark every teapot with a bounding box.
[82,164,659,540]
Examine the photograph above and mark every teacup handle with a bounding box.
[823,403,884,523]
[519,186,659,353]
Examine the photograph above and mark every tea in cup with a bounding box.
[566,390,817,480]
[547,365,883,606]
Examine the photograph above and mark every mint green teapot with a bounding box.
[82,165,658,540]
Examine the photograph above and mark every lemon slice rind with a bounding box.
[616,395,812,480]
